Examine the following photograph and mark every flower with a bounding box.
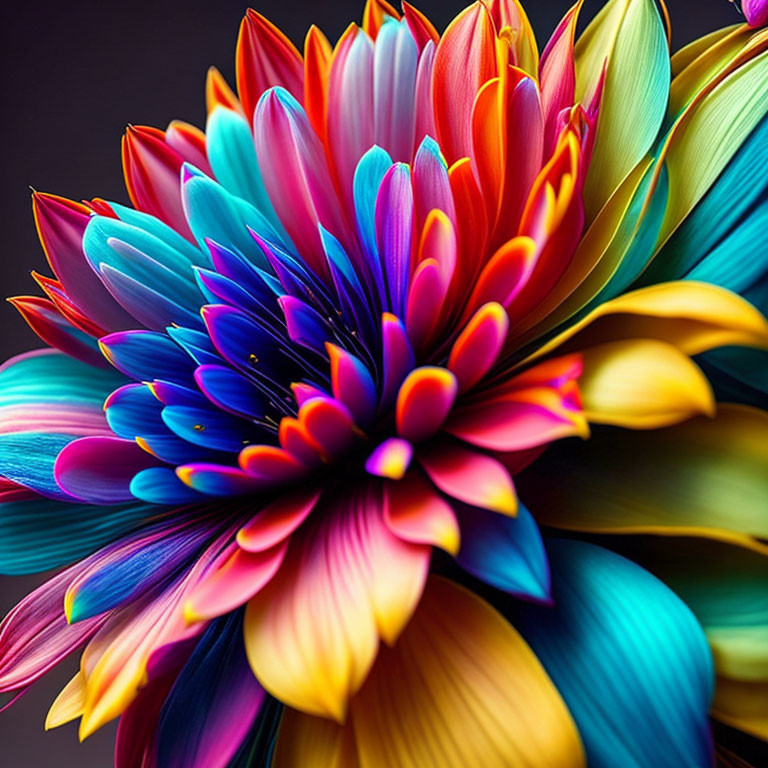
[1,0,767,765]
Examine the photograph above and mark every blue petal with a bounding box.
[109,201,204,264]
[0,432,74,501]
[161,404,255,452]
[454,502,550,602]
[99,263,203,330]
[167,326,223,366]
[643,114,768,284]
[100,331,196,385]
[156,611,265,768]
[195,364,268,419]
[353,145,392,307]
[129,467,205,505]
[517,539,714,768]
[67,517,207,621]
[181,165,290,263]
[83,215,205,325]
[105,383,166,439]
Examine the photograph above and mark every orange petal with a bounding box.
[205,66,243,116]
[236,9,304,121]
[396,366,458,442]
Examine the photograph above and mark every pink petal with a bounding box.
[418,441,517,515]
[448,302,509,392]
[237,486,321,552]
[122,126,194,241]
[254,88,351,278]
[32,193,132,331]
[54,436,162,504]
[0,564,104,695]
[384,470,460,554]
[185,540,289,622]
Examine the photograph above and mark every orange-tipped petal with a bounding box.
[419,442,517,516]
[384,471,460,555]
[362,0,401,38]
[238,444,307,481]
[448,302,509,392]
[464,235,538,318]
[122,125,193,240]
[32,192,132,331]
[236,10,304,121]
[205,66,243,116]
[238,486,321,552]
[396,367,458,442]
[165,119,213,176]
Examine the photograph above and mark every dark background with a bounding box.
[0,0,745,765]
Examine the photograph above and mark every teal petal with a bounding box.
[642,114,768,284]
[0,497,158,575]
[181,165,290,265]
[206,106,289,244]
[517,539,714,768]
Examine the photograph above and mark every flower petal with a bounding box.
[517,540,714,768]
[273,576,585,768]
[418,441,517,516]
[244,483,429,720]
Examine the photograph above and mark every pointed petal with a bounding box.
[236,10,304,121]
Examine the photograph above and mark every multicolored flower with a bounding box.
[1,1,767,765]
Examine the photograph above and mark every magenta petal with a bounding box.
[380,312,415,409]
[54,436,162,504]
[237,486,321,552]
[32,193,133,332]
[254,87,351,278]
[0,564,104,695]
[185,540,288,622]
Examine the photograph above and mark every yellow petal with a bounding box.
[273,577,585,768]
[273,708,359,768]
[244,485,429,722]
[518,404,768,546]
[524,281,768,367]
[708,627,768,683]
[575,0,669,219]
[579,338,714,429]
[46,670,86,730]
[668,25,758,117]
[652,41,768,249]
[711,677,768,742]
[670,24,742,77]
